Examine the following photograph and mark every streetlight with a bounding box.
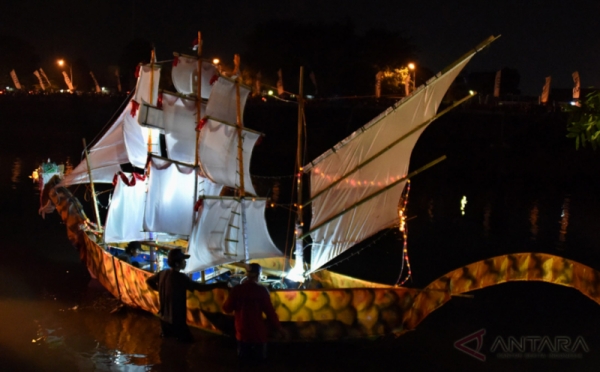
[57,59,73,88]
[408,63,416,92]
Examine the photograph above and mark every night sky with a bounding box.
[2,0,599,95]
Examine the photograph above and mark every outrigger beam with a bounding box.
[303,93,476,207]
[300,155,447,240]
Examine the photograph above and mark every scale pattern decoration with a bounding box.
[46,182,600,341]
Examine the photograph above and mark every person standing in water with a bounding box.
[222,263,282,360]
[146,248,223,342]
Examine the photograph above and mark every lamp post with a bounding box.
[57,59,73,88]
[408,63,416,92]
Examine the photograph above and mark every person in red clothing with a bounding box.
[222,263,281,360]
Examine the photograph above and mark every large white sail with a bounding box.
[186,198,282,273]
[171,54,218,99]
[198,118,260,196]
[104,172,148,243]
[60,102,148,185]
[305,55,475,272]
[61,64,161,186]
[143,157,223,236]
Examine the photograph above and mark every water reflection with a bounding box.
[530,201,539,241]
[557,195,571,250]
[11,157,21,189]
[483,201,491,238]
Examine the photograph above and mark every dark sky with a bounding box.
[2,0,599,95]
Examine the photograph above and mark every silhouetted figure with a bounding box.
[223,263,281,360]
[146,248,221,342]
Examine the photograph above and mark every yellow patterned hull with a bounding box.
[47,182,600,341]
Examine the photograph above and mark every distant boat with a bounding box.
[42,34,590,342]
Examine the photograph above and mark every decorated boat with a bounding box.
[37,34,600,342]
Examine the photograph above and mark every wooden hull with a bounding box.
[47,182,600,341]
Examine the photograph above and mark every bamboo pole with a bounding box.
[292,67,305,273]
[148,49,155,153]
[82,138,103,237]
[195,31,204,282]
[304,93,476,207]
[300,155,446,240]
[234,54,249,261]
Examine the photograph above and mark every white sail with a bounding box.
[143,157,223,236]
[133,63,161,106]
[305,55,475,272]
[205,76,251,125]
[138,92,207,164]
[104,173,149,243]
[198,118,260,195]
[172,54,218,99]
[61,102,148,186]
[185,198,282,273]
[61,63,162,186]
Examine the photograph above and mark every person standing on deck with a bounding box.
[222,263,282,360]
[146,248,222,342]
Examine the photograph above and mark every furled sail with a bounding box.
[171,53,218,99]
[185,197,282,273]
[304,49,480,272]
[104,172,148,243]
[60,64,161,186]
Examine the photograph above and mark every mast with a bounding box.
[234,54,249,261]
[195,31,204,282]
[287,67,306,281]
[82,138,103,239]
[148,48,155,153]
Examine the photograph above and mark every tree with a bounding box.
[566,91,600,150]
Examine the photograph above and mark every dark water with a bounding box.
[2,95,600,371]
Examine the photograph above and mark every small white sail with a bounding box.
[198,118,260,195]
[133,63,161,106]
[305,55,475,272]
[205,77,251,125]
[171,54,218,99]
[185,198,282,273]
[104,173,148,243]
[138,92,208,164]
[143,157,223,236]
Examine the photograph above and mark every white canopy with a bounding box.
[104,173,148,243]
[185,198,282,273]
[306,55,475,272]
[171,54,218,99]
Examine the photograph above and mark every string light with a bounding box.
[396,179,412,286]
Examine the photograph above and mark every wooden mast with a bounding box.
[290,67,305,279]
[148,48,155,153]
[234,54,249,261]
[194,31,205,282]
[82,138,103,239]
